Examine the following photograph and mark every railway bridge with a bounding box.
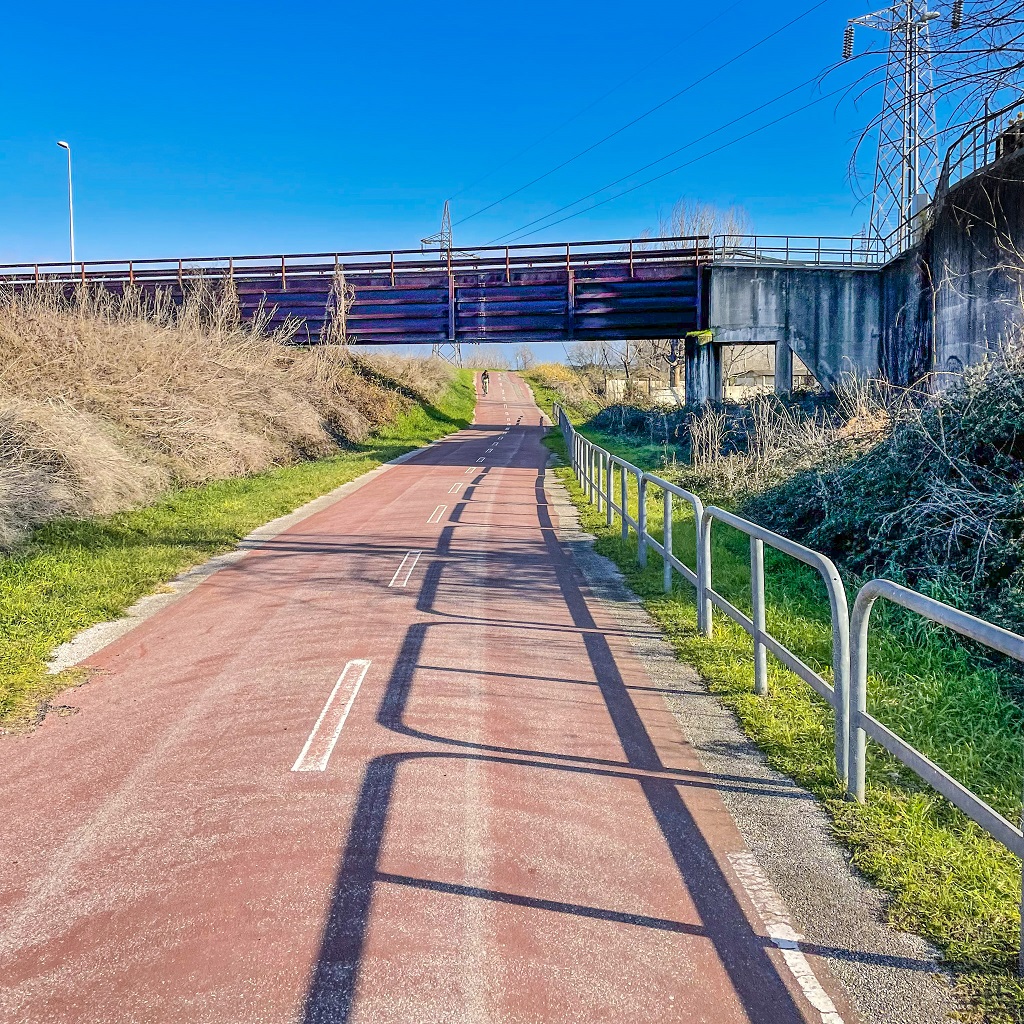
[0,236,706,349]
[5,132,1021,402]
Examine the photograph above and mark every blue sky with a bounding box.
[0,0,884,265]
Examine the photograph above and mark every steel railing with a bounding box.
[710,233,889,267]
[0,234,709,288]
[559,403,849,781]
[553,403,1024,963]
[848,579,1024,971]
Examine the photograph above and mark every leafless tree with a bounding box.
[512,344,535,371]
[657,199,752,241]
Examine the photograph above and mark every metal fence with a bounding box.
[0,234,708,288]
[710,233,889,267]
[554,403,1024,964]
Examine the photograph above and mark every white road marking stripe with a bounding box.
[388,549,422,587]
[465,467,473,473]
[727,852,845,1024]
[476,457,485,463]
[448,483,461,494]
[292,660,371,772]
[427,505,447,523]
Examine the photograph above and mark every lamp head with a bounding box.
[57,140,70,150]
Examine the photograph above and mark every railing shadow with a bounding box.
[300,462,815,1022]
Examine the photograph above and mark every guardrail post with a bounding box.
[589,445,596,505]
[700,513,713,637]
[698,512,711,637]
[663,489,673,593]
[638,477,648,568]
[849,589,874,803]
[751,537,768,696]
[605,455,613,527]
[620,465,628,540]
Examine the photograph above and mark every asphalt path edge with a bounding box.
[46,440,452,676]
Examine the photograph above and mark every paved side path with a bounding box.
[0,373,855,1024]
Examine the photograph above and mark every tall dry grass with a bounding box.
[0,282,453,548]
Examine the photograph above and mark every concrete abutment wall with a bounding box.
[695,149,1024,403]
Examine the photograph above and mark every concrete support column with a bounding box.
[775,339,793,396]
[684,335,722,407]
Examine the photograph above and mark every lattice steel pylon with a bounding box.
[846,1,941,251]
[421,201,461,365]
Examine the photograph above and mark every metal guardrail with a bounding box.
[710,233,888,268]
[558,403,849,782]
[553,403,1024,962]
[849,579,1024,971]
[937,99,1024,199]
[0,234,709,288]
[701,506,851,781]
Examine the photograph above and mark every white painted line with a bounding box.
[448,482,461,494]
[727,852,845,1024]
[476,457,485,463]
[292,660,371,772]
[486,447,495,453]
[388,550,422,588]
[465,467,473,474]
[427,505,447,524]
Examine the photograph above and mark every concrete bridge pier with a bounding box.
[775,339,793,395]
[684,333,722,406]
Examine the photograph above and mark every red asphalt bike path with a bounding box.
[0,372,854,1024]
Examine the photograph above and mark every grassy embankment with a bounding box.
[0,374,474,728]
[527,371,1024,1023]
[0,284,476,727]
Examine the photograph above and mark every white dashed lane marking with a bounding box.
[292,660,371,772]
[389,550,422,588]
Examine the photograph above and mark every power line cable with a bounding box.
[447,0,746,202]
[451,0,835,230]
[495,83,849,243]
[483,68,833,245]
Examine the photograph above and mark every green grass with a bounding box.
[532,381,1024,1022]
[0,372,476,728]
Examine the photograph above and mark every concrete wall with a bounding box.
[709,265,882,390]
[698,149,1024,402]
[885,147,1024,382]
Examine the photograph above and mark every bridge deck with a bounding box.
[0,237,707,345]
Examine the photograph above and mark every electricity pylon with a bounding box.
[845,1,941,251]
[421,202,461,364]
[421,201,478,365]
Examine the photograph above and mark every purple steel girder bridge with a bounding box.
[0,236,708,346]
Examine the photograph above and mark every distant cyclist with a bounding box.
[481,369,490,395]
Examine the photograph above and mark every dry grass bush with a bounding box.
[529,362,605,414]
[0,282,453,548]
[677,381,894,503]
[744,347,1024,633]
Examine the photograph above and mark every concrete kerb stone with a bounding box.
[45,439,457,676]
[540,454,958,1024]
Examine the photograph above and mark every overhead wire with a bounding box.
[451,0,835,230]
[493,82,850,244]
[446,0,746,202]
[482,68,835,245]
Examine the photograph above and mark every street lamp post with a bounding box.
[56,141,75,270]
